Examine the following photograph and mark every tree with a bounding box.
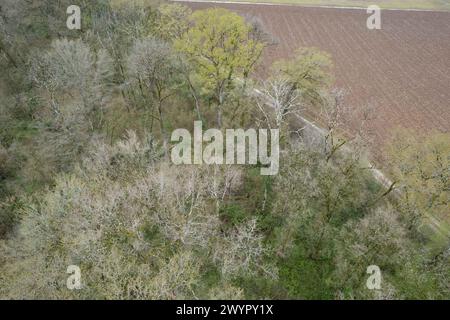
[386,129,450,234]
[318,89,376,164]
[256,76,303,129]
[86,1,154,113]
[0,133,266,299]
[126,37,180,154]
[271,47,333,107]
[214,218,277,279]
[175,8,264,127]
[25,39,113,185]
[244,14,277,46]
[333,207,409,298]
[154,3,192,41]
[29,38,113,125]
[272,143,375,259]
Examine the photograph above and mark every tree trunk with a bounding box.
[186,74,202,121]
[158,99,168,157]
[217,89,224,128]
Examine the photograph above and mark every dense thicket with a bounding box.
[0,0,448,299]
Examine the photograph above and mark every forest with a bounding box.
[0,0,448,299]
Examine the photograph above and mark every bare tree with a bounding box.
[319,89,376,164]
[256,76,303,129]
[245,14,278,47]
[320,88,349,160]
[126,37,180,154]
[214,218,277,279]
[29,39,113,126]
[333,206,409,299]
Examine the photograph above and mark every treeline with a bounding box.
[0,0,448,299]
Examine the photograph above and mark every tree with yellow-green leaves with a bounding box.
[154,3,192,41]
[271,47,333,107]
[175,8,265,128]
[386,129,450,234]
